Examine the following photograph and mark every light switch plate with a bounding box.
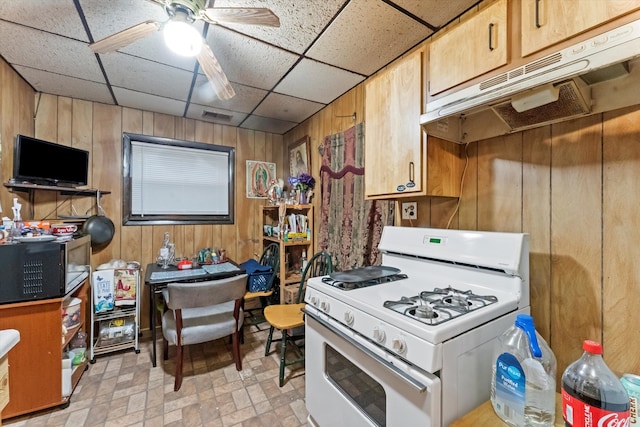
[401,202,417,220]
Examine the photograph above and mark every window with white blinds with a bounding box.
[123,133,234,225]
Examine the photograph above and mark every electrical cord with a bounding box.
[446,142,471,229]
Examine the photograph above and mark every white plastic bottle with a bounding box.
[491,314,557,427]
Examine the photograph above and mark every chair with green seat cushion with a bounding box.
[263,251,333,387]
[161,274,248,391]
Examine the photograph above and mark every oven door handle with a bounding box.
[303,308,428,393]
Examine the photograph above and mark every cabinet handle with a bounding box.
[488,23,495,51]
[535,0,542,28]
[409,161,415,184]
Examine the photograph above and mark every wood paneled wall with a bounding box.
[283,84,366,242]
[0,59,283,332]
[402,107,640,380]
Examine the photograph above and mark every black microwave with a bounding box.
[0,234,91,304]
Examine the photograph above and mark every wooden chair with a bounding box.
[243,243,280,330]
[263,251,333,386]
[161,274,248,391]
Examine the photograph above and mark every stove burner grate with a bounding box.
[384,286,499,325]
[321,273,408,290]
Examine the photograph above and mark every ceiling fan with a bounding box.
[89,0,280,100]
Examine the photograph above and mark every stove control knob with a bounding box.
[310,295,319,306]
[320,300,329,312]
[373,327,385,343]
[344,311,354,326]
[392,338,406,354]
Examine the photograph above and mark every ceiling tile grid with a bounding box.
[0,0,478,135]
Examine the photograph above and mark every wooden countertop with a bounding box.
[451,393,564,426]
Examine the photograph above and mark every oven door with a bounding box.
[305,311,441,427]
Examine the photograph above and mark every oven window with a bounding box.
[325,345,386,426]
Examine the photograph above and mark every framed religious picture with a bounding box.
[288,135,311,177]
[246,160,276,198]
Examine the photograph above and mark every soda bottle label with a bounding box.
[562,388,630,427]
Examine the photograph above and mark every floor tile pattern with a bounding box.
[4,321,308,427]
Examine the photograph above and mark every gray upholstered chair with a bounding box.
[161,274,248,391]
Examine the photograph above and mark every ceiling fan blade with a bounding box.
[197,43,235,100]
[201,8,280,27]
[89,20,161,54]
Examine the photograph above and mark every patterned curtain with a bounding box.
[318,123,394,271]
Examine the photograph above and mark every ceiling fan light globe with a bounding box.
[164,19,202,57]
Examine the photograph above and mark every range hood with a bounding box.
[421,18,640,143]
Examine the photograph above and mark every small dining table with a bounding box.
[144,260,245,367]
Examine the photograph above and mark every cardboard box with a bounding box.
[284,284,300,304]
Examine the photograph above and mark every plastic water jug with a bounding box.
[491,314,557,427]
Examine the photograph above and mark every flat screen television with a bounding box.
[13,134,89,187]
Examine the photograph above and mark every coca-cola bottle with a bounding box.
[561,340,630,427]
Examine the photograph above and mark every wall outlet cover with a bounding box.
[401,202,417,220]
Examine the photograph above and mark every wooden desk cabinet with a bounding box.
[0,281,88,420]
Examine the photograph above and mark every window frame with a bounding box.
[122,132,235,225]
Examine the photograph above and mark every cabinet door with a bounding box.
[0,300,62,418]
[521,0,640,57]
[365,49,424,198]
[428,0,508,96]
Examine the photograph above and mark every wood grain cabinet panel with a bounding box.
[428,0,508,96]
[365,49,424,198]
[364,48,462,199]
[521,0,640,57]
[0,282,88,420]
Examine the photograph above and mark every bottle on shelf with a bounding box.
[301,250,308,271]
[561,340,630,426]
[491,314,557,427]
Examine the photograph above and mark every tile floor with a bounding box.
[4,319,309,427]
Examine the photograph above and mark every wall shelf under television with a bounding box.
[3,182,110,196]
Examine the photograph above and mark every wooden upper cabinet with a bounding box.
[365,49,424,199]
[521,0,640,57]
[428,0,508,96]
[365,48,462,200]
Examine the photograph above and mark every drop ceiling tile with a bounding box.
[306,0,432,75]
[186,103,248,127]
[81,0,200,72]
[393,0,478,28]
[212,0,347,54]
[191,77,268,113]
[99,53,193,101]
[275,58,364,104]
[205,26,299,90]
[113,87,186,117]
[0,0,476,135]
[79,0,167,42]
[14,66,115,105]
[0,20,104,82]
[254,93,324,123]
[241,115,297,135]
[0,0,89,41]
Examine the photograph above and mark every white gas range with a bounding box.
[303,226,530,426]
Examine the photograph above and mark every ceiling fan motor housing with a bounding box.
[164,0,207,22]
